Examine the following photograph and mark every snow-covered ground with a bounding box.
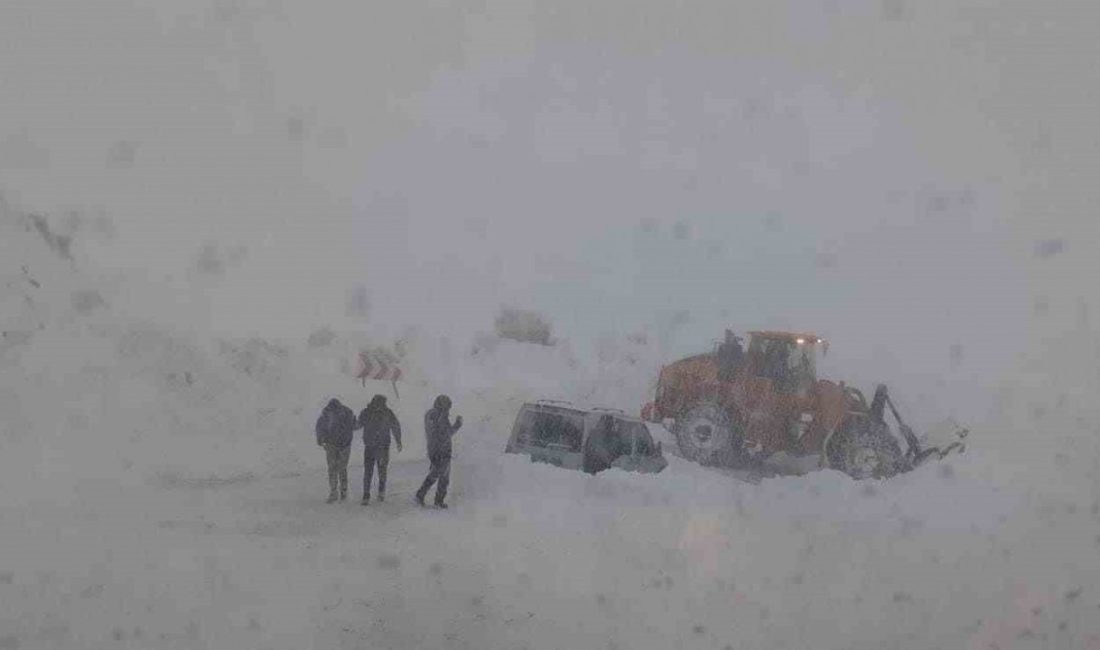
[4,203,1100,650]
[5,2,1100,648]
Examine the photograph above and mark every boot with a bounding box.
[435,502,448,509]
[326,492,337,504]
[415,492,426,507]
[361,494,370,506]
[340,490,347,501]
[378,493,385,503]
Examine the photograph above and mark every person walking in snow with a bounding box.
[415,395,462,509]
[358,394,402,505]
[316,398,358,503]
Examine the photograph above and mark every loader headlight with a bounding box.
[796,338,805,345]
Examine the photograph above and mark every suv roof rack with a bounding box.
[589,406,627,415]
[530,399,630,415]
[532,398,576,406]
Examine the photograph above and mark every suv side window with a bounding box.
[527,409,584,452]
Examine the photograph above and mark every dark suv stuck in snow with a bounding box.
[505,401,668,474]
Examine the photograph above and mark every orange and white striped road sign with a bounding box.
[355,351,403,387]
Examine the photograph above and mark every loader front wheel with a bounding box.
[673,402,742,466]
[825,415,906,480]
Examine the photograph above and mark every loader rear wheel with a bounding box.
[825,415,906,480]
[673,402,742,466]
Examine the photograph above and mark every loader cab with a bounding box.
[746,331,822,396]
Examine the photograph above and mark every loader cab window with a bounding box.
[787,344,816,395]
[749,337,817,395]
[749,337,787,384]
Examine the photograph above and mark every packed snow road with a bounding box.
[5,418,1099,650]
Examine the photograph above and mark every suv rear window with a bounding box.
[620,420,654,455]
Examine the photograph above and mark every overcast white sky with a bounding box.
[3,0,1098,423]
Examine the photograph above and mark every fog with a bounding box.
[3,1,1099,648]
[8,1,1080,408]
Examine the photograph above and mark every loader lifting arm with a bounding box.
[870,384,967,465]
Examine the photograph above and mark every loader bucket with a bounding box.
[910,419,969,466]
[873,385,969,471]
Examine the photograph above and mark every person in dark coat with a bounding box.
[582,414,630,475]
[415,394,462,508]
[316,398,358,503]
[358,394,402,505]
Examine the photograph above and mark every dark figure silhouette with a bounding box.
[358,394,402,504]
[416,395,462,508]
[315,398,358,502]
[717,329,745,382]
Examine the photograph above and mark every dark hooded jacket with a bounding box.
[359,395,402,450]
[316,399,357,447]
[424,395,462,459]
